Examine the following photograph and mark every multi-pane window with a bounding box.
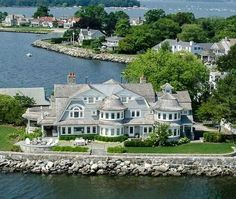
[92,126,96,133]
[68,127,71,134]
[174,113,177,119]
[169,114,172,120]
[87,127,91,134]
[131,110,141,118]
[163,114,166,120]
[70,106,84,118]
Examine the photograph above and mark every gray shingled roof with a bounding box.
[99,94,127,111]
[154,93,183,111]
[0,87,49,106]
[122,83,156,103]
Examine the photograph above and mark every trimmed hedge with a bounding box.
[203,132,226,143]
[59,134,96,141]
[124,140,154,147]
[107,146,127,153]
[50,37,70,44]
[52,146,89,152]
[94,135,128,142]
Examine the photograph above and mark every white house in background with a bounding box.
[63,17,80,29]
[211,37,236,56]
[0,87,50,106]
[130,17,143,26]
[23,73,194,139]
[102,36,124,51]
[152,39,213,56]
[209,71,228,90]
[78,28,105,45]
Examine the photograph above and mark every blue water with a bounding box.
[0,0,236,18]
[0,174,236,199]
[0,32,125,95]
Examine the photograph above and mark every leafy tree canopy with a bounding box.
[177,24,207,42]
[115,18,131,37]
[0,11,7,23]
[124,50,209,100]
[33,6,52,18]
[144,9,165,24]
[217,44,236,72]
[198,70,236,124]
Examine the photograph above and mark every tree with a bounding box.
[169,12,195,26]
[74,5,107,30]
[115,18,131,37]
[118,25,160,54]
[151,18,181,40]
[217,44,236,72]
[148,122,171,146]
[124,50,209,100]
[0,11,7,23]
[0,95,23,125]
[178,24,207,42]
[198,71,236,125]
[14,94,35,108]
[144,9,165,24]
[33,6,52,18]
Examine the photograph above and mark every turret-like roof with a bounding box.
[154,93,183,111]
[99,94,127,111]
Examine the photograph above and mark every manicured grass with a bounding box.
[125,143,235,154]
[0,125,19,151]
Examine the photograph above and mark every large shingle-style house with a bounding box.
[211,37,236,56]
[153,39,214,62]
[78,28,105,45]
[23,73,194,139]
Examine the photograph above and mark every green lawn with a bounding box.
[0,125,19,151]
[125,143,235,154]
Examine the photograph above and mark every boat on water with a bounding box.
[26,53,32,57]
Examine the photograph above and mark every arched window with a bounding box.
[70,106,84,118]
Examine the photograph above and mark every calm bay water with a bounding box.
[0,173,236,199]
[0,32,125,95]
[1,0,236,18]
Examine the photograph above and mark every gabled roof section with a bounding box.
[0,87,49,106]
[122,83,156,103]
[103,79,120,84]
[99,94,127,111]
[54,84,88,98]
[154,93,183,111]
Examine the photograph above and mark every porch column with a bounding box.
[182,125,186,137]
[191,126,194,140]
[26,119,30,133]
[41,125,45,137]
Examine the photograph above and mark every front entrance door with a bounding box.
[129,126,134,137]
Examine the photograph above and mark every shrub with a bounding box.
[50,37,70,44]
[59,134,96,141]
[95,135,128,142]
[124,139,154,147]
[10,145,22,152]
[203,132,226,143]
[178,137,190,145]
[107,146,127,153]
[52,146,89,152]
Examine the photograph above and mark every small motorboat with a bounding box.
[26,53,32,57]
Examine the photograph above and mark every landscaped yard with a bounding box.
[0,125,21,151]
[125,143,235,154]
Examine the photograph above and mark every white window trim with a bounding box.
[130,110,141,118]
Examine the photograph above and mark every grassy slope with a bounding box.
[0,125,19,151]
[126,143,234,154]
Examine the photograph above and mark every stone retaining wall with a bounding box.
[32,40,136,64]
[0,151,236,177]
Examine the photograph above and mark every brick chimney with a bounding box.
[67,72,76,84]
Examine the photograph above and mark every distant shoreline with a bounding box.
[0,27,53,34]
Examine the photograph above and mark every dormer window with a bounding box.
[70,106,84,118]
[121,97,128,103]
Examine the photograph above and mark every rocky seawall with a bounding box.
[32,40,136,64]
[0,152,236,177]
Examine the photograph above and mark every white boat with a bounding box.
[26,53,32,57]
